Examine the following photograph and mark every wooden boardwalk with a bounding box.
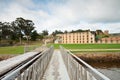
[0,46,110,80]
[42,50,70,80]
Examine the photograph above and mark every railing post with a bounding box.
[0,46,54,80]
[60,46,110,80]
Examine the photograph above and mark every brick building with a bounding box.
[54,30,120,44]
[56,30,95,44]
[97,36,120,44]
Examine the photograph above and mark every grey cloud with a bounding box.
[64,0,120,23]
[0,0,120,33]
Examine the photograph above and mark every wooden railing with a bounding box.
[0,46,54,80]
[60,46,110,80]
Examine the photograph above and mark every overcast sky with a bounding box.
[0,0,120,33]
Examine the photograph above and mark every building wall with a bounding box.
[55,30,120,44]
[59,31,95,44]
[97,37,120,44]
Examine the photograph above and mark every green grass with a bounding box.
[0,46,24,54]
[1,44,120,54]
[48,44,120,52]
[0,44,42,54]
[48,44,120,49]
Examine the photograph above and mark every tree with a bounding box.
[0,17,36,45]
[23,19,34,43]
[52,30,63,36]
[64,30,68,33]
[22,19,34,36]
[70,29,85,33]
[11,21,19,40]
[52,32,56,37]
[11,20,22,44]
[30,30,39,41]
[38,33,44,40]
[15,17,35,44]
[14,17,26,44]
[0,22,3,44]
[0,22,14,45]
[42,30,48,36]
[2,22,13,39]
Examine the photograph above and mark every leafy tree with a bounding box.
[0,17,36,45]
[70,29,83,33]
[11,21,19,40]
[42,30,48,36]
[24,20,34,36]
[30,30,39,41]
[23,19,34,43]
[95,34,103,42]
[96,30,103,35]
[64,30,68,33]
[101,32,109,38]
[52,30,63,36]
[38,33,44,40]
[2,22,13,39]
[0,22,3,43]
[15,17,35,43]
[52,32,56,36]
[0,22,14,45]
[11,20,22,44]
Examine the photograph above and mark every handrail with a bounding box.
[0,52,40,77]
[60,46,110,80]
[0,46,54,80]
[0,45,47,76]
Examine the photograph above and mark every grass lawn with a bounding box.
[0,43,120,54]
[48,44,120,49]
[48,44,120,52]
[0,46,24,54]
[0,44,42,54]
